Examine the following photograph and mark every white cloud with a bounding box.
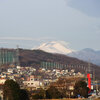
[0,42,8,44]
[0,37,54,41]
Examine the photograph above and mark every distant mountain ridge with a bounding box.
[68,48,100,66]
[18,49,100,80]
[33,41,100,66]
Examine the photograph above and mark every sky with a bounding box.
[0,0,100,50]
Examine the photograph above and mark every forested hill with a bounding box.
[19,49,89,67]
[19,49,100,80]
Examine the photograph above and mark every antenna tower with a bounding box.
[16,45,20,66]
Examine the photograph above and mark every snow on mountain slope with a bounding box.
[32,41,73,54]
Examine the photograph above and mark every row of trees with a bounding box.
[74,80,89,98]
[32,80,89,99]
[2,79,89,100]
[32,86,62,99]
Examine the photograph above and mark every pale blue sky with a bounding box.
[0,0,100,50]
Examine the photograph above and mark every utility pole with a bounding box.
[95,80,98,95]
[88,61,91,73]
[0,49,1,66]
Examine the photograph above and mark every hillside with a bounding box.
[0,48,100,80]
[19,49,100,80]
[19,49,88,67]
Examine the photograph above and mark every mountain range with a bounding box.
[68,48,100,66]
[33,41,100,66]
[18,49,100,80]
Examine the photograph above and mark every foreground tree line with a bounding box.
[2,79,89,100]
[3,80,29,100]
[32,80,89,99]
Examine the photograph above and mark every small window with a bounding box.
[28,83,30,85]
[31,79,33,81]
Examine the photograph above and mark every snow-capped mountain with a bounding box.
[68,48,100,66]
[32,41,100,66]
[33,41,73,54]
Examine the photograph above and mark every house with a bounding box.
[23,75,42,89]
[0,78,6,85]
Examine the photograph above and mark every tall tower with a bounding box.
[0,49,1,66]
[16,45,20,66]
[88,61,91,73]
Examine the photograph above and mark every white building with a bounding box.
[23,76,42,89]
[8,68,14,73]
[0,78,6,85]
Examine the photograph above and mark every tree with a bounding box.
[3,79,20,100]
[46,86,62,99]
[74,80,89,98]
[3,79,29,100]
[32,88,45,99]
[19,89,29,100]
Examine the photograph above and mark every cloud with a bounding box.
[0,37,54,41]
[0,37,36,41]
[0,37,55,49]
[0,42,8,44]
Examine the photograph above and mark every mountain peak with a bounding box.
[33,41,73,54]
[68,48,100,66]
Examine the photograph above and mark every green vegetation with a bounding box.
[46,86,62,99]
[32,80,90,99]
[2,80,92,100]
[3,79,29,100]
[32,88,45,99]
[74,80,89,98]
[32,86,62,99]
[19,89,29,100]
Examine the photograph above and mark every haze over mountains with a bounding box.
[68,48,100,66]
[33,41,100,66]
